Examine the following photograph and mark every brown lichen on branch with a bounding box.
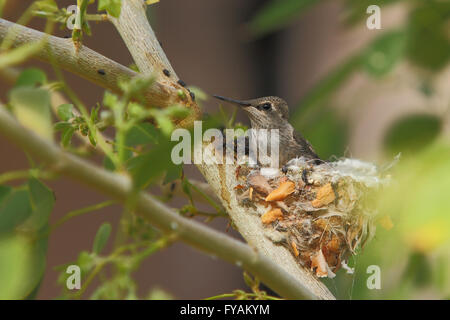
[233,157,390,278]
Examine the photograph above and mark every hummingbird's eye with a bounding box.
[260,103,272,111]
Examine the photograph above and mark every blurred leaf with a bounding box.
[93,223,112,254]
[0,185,12,203]
[61,126,76,147]
[98,0,122,18]
[187,86,208,102]
[363,30,407,77]
[147,287,174,300]
[57,104,74,121]
[403,252,432,287]
[126,123,159,147]
[249,0,320,37]
[0,189,32,234]
[384,114,442,155]
[406,1,450,71]
[10,87,53,141]
[301,107,349,159]
[128,139,177,190]
[165,105,191,120]
[0,41,44,69]
[0,233,47,299]
[291,55,361,127]
[343,0,402,24]
[24,178,55,231]
[15,68,47,88]
[155,114,174,136]
[163,165,182,185]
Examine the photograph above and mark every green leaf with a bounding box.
[92,223,112,254]
[0,185,12,203]
[57,104,74,121]
[163,165,182,184]
[98,0,122,18]
[61,126,76,147]
[249,0,319,37]
[15,68,47,88]
[103,91,119,109]
[165,105,191,119]
[10,87,53,141]
[0,233,47,299]
[126,123,159,147]
[128,139,177,189]
[406,2,450,71]
[291,55,361,126]
[155,114,174,136]
[363,30,407,77]
[384,114,442,155]
[0,189,32,234]
[0,41,44,69]
[24,178,55,231]
[301,107,349,159]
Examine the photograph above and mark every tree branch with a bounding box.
[0,104,316,300]
[0,18,196,112]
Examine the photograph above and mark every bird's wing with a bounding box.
[292,129,320,160]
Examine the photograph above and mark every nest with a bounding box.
[233,157,390,278]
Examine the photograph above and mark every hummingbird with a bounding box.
[213,95,320,167]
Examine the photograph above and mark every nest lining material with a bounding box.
[233,157,390,278]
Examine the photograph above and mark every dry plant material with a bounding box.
[265,180,295,201]
[261,208,283,224]
[311,250,329,278]
[248,173,273,195]
[311,183,335,208]
[234,157,391,278]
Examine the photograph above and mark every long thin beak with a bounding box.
[213,95,251,107]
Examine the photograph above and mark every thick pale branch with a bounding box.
[0,18,193,110]
[0,105,315,300]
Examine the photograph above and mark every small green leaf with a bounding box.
[103,91,119,109]
[301,107,349,159]
[92,223,112,254]
[0,189,32,234]
[0,233,47,299]
[165,105,191,119]
[128,140,176,189]
[54,121,72,132]
[25,178,55,231]
[10,87,53,141]
[61,127,76,148]
[0,186,12,203]
[155,114,174,136]
[384,114,442,155]
[57,104,74,121]
[98,0,122,18]
[363,30,407,77]
[249,0,319,37]
[15,68,47,88]
[0,41,44,69]
[126,123,159,147]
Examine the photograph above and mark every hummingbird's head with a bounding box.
[213,95,289,128]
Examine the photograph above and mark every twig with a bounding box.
[0,18,195,111]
